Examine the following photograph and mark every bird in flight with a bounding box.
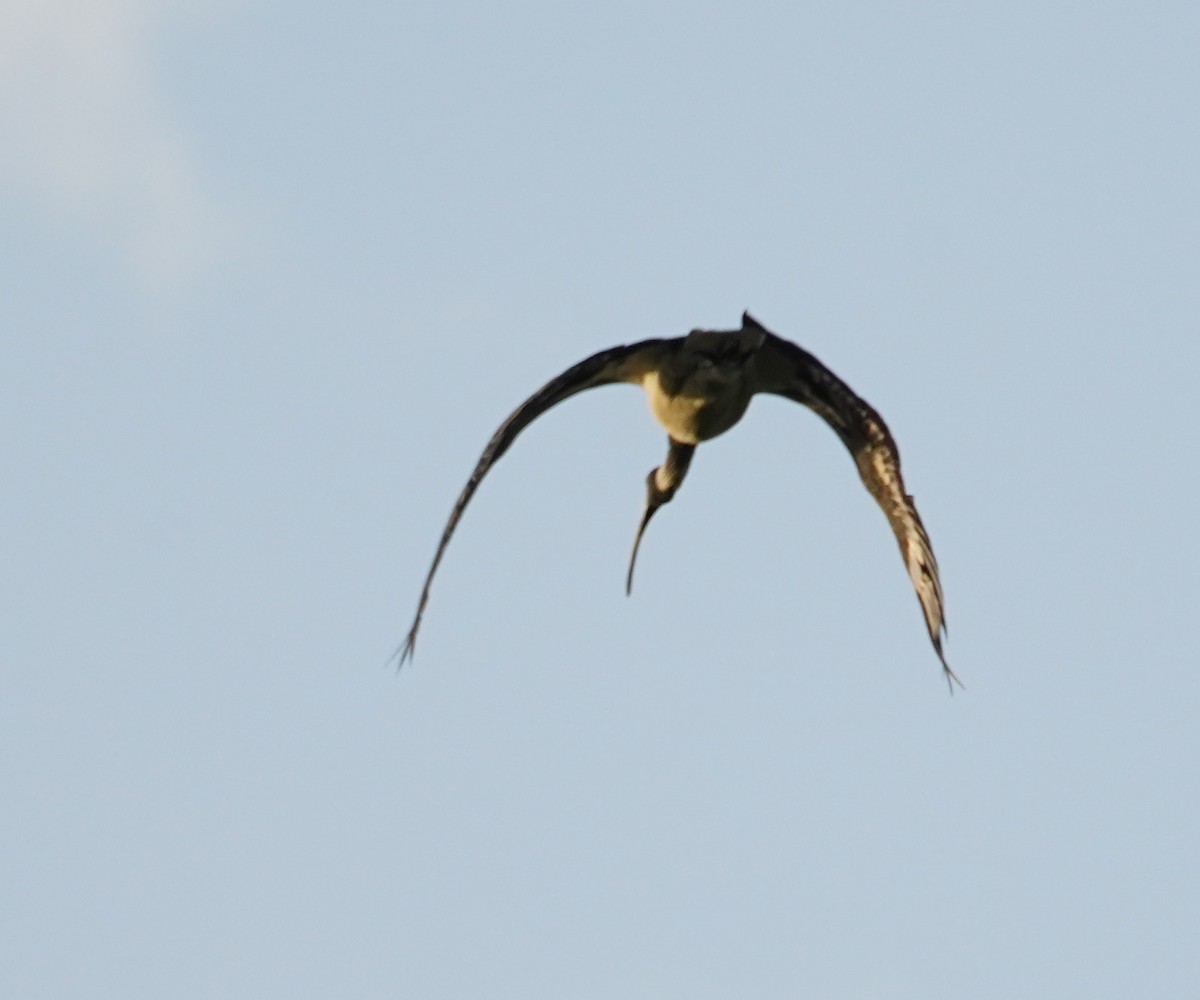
[398,312,959,689]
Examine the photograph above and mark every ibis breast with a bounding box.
[642,371,753,444]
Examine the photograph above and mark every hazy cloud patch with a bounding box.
[0,0,257,295]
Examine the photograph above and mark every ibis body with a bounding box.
[399,312,958,689]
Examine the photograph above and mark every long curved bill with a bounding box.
[625,503,661,596]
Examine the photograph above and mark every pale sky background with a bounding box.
[3,2,1198,997]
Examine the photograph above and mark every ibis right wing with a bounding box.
[396,338,673,665]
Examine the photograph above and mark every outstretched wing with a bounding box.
[396,338,673,665]
[749,323,959,689]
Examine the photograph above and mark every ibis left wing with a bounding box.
[396,337,673,666]
[750,327,959,689]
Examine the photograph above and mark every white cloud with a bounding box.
[0,0,255,293]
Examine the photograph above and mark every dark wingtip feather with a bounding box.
[389,627,419,672]
[934,638,964,694]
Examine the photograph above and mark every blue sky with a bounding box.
[3,2,1198,997]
